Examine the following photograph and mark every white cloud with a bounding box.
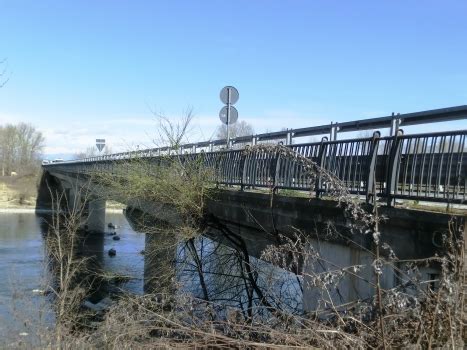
[0,112,35,125]
[36,115,161,156]
[5,109,335,157]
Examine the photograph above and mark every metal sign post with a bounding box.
[227,88,231,146]
[219,86,239,149]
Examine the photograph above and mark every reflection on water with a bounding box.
[0,209,303,341]
[173,236,303,318]
[104,212,145,294]
[138,207,303,319]
[0,212,49,341]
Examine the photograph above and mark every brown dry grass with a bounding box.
[0,174,39,208]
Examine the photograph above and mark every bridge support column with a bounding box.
[67,186,84,213]
[461,221,467,331]
[302,240,395,312]
[144,231,177,295]
[78,229,106,302]
[87,199,106,233]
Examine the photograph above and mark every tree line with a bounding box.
[0,123,45,176]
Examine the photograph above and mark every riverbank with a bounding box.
[0,176,37,209]
[0,205,125,213]
[0,180,125,212]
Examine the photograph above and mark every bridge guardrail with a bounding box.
[47,105,467,162]
[44,129,467,206]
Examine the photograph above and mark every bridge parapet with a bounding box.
[44,129,466,206]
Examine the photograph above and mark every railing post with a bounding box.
[273,149,281,191]
[389,112,401,136]
[365,131,381,204]
[286,131,293,145]
[314,137,328,198]
[215,150,223,188]
[240,148,247,191]
[330,122,339,141]
[386,129,404,206]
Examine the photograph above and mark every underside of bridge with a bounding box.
[37,170,107,233]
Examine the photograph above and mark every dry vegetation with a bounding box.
[0,122,45,208]
[0,174,39,207]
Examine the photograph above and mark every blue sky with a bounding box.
[1,0,466,157]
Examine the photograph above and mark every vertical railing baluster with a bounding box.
[366,131,381,204]
[315,137,328,198]
[445,135,456,200]
[273,149,281,191]
[386,130,403,206]
[215,151,222,187]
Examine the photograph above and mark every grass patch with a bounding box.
[0,174,39,208]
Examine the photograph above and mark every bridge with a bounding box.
[38,105,467,311]
[44,105,466,205]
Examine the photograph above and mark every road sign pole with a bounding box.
[219,86,239,150]
[227,87,231,149]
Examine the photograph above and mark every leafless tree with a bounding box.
[150,106,195,150]
[0,123,45,176]
[216,120,254,140]
[0,58,10,88]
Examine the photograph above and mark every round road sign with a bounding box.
[219,106,238,125]
[220,86,239,105]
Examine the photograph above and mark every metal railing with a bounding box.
[46,105,467,162]
[45,129,467,205]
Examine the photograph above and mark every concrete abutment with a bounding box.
[37,171,107,234]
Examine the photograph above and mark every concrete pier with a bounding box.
[87,199,106,233]
[143,230,177,295]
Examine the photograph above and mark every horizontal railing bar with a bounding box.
[96,106,467,162]
[379,129,467,141]
[399,105,467,126]
[46,106,467,165]
[257,105,467,140]
[44,130,467,166]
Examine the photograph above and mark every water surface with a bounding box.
[0,210,145,342]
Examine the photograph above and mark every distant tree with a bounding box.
[216,121,254,140]
[0,123,45,176]
[0,58,10,88]
[0,125,17,176]
[17,123,46,168]
[357,130,374,138]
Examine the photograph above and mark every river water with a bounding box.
[0,209,302,345]
[0,210,146,342]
